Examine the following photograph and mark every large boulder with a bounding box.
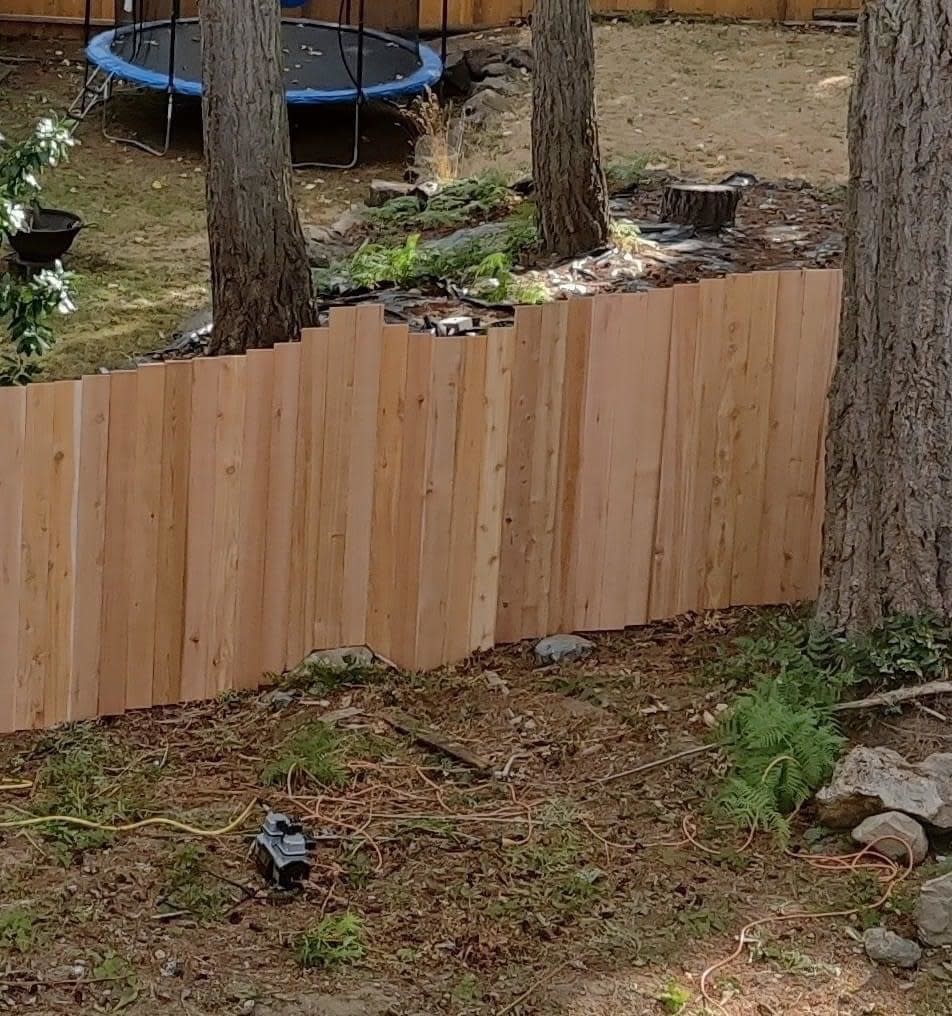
[863,927,922,969]
[915,871,952,946]
[851,811,929,865]
[815,746,952,829]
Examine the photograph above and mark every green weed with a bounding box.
[606,153,662,191]
[0,906,39,953]
[262,721,349,789]
[657,980,691,1013]
[91,950,139,1007]
[286,654,383,695]
[160,844,231,922]
[296,912,366,969]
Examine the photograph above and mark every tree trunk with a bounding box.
[200,0,313,355]
[817,2,952,630]
[531,0,609,257]
[660,183,740,231]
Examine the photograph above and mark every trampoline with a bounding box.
[73,0,448,167]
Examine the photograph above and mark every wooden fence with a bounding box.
[0,0,860,33]
[0,269,841,733]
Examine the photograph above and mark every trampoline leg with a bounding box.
[101,89,174,158]
[292,99,362,171]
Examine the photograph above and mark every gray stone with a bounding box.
[863,927,922,968]
[851,812,930,865]
[815,746,952,830]
[915,871,952,946]
[476,75,521,97]
[479,60,521,79]
[258,689,296,712]
[534,633,595,664]
[366,179,416,206]
[463,87,513,117]
[299,646,376,672]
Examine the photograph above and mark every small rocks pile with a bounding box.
[815,745,952,966]
[443,43,533,124]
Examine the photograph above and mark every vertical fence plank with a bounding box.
[152,361,192,705]
[496,305,543,642]
[126,364,166,710]
[625,288,673,625]
[391,334,434,667]
[314,311,358,650]
[235,348,275,689]
[17,384,56,729]
[0,387,26,732]
[787,269,841,599]
[71,375,110,721]
[444,336,488,661]
[415,338,464,670]
[649,283,701,619]
[287,330,317,666]
[520,300,568,639]
[548,299,592,633]
[45,380,80,726]
[98,371,137,717]
[729,271,780,605]
[181,359,218,701]
[207,356,246,695]
[367,325,410,660]
[302,327,328,651]
[341,306,384,647]
[470,326,515,650]
[261,342,301,675]
[756,270,805,601]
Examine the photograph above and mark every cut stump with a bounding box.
[660,183,740,231]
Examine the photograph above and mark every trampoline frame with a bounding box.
[72,0,449,168]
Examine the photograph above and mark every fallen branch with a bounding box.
[595,743,718,784]
[832,680,952,714]
[379,709,490,771]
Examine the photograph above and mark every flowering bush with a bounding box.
[1,116,77,385]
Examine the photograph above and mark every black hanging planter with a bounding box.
[7,206,84,266]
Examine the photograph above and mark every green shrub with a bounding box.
[296,912,366,968]
[262,721,348,788]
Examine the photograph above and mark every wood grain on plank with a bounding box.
[0,387,26,732]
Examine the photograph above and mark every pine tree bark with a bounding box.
[531,0,609,257]
[817,2,952,630]
[200,0,313,354]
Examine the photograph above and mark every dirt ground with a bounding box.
[0,19,854,377]
[0,608,950,1016]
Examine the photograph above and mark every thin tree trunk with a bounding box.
[531,0,609,257]
[200,0,313,355]
[817,2,952,630]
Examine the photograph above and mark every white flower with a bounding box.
[3,201,27,232]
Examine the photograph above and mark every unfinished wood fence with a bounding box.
[0,268,841,733]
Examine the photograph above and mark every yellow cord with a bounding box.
[0,798,258,836]
[0,781,33,792]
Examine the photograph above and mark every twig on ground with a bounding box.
[594,743,717,784]
[832,680,952,713]
[379,709,491,771]
[497,960,571,1016]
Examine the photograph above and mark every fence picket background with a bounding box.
[0,270,842,731]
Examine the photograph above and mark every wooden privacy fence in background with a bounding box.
[0,268,841,733]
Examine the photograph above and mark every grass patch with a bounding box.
[657,980,691,1014]
[262,721,349,789]
[296,912,366,969]
[606,153,662,191]
[160,844,231,922]
[365,173,512,232]
[0,906,40,954]
[285,653,384,695]
[22,725,157,857]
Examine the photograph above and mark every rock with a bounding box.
[476,75,521,97]
[367,179,416,207]
[863,927,922,968]
[504,48,533,71]
[442,55,472,96]
[815,746,952,830]
[258,689,296,712]
[915,871,952,946]
[463,45,509,78]
[851,812,930,865]
[297,646,376,672]
[479,60,520,79]
[463,88,513,117]
[534,634,595,664]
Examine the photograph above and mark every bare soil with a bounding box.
[0,609,949,1016]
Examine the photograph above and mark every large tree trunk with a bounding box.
[531,0,609,257]
[200,0,313,355]
[817,2,952,630]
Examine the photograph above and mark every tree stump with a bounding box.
[659,183,740,231]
